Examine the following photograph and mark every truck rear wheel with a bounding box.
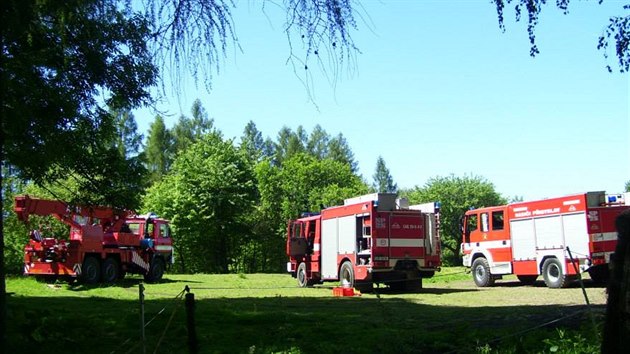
[471,257,494,287]
[144,257,165,283]
[296,262,310,287]
[339,261,354,288]
[542,258,570,288]
[81,256,101,284]
[102,258,120,283]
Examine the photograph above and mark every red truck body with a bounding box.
[286,193,441,291]
[15,195,173,283]
[461,191,629,288]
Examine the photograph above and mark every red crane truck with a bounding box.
[15,195,173,283]
[461,191,630,288]
[286,193,441,291]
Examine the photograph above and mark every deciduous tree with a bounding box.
[143,133,256,273]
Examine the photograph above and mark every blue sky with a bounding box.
[134,0,629,201]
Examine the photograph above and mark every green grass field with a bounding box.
[6,268,604,353]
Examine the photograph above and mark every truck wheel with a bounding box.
[517,275,538,285]
[471,257,494,287]
[101,258,120,283]
[339,261,355,288]
[144,257,165,283]
[542,258,570,288]
[297,262,310,287]
[81,256,101,284]
[295,262,315,288]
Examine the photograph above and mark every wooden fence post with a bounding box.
[139,282,146,354]
[602,210,630,353]
[185,287,197,354]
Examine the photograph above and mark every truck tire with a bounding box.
[339,261,355,288]
[542,258,570,288]
[297,262,310,287]
[517,275,538,285]
[102,258,120,283]
[144,257,165,283]
[81,256,101,284]
[471,257,494,287]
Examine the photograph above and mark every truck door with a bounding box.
[464,213,478,245]
[461,212,478,265]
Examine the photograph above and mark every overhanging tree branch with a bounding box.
[493,0,630,72]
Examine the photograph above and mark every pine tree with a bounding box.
[145,115,173,183]
[328,133,359,173]
[307,124,330,159]
[240,121,265,161]
[372,156,397,193]
[110,108,144,158]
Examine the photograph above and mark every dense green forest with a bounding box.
[3,99,510,275]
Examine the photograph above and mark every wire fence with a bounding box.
[109,286,188,354]
[107,264,601,354]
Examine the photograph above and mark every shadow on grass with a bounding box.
[6,290,605,354]
[370,287,478,295]
[493,279,607,289]
[62,275,203,292]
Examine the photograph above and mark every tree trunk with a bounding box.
[0,74,6,348]
[602,210,630,353]
[0,162,5,350]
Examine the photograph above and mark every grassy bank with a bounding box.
[6,268,604,353]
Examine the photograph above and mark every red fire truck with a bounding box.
[461,191,629,288]
[15,195,173,283]
[286,193,441,291]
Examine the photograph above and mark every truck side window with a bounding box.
[145,223,155,238]
[481,213,489,232]
[128,223,140,235]
[159,224,170,238]
[292,223,302,238]
[466,214,478,234]
[492,211,504,230]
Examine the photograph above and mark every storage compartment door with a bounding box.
[562,213,589,257]
[321,218,339,279]
[535,216,563,250]
[510,219,536,260]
